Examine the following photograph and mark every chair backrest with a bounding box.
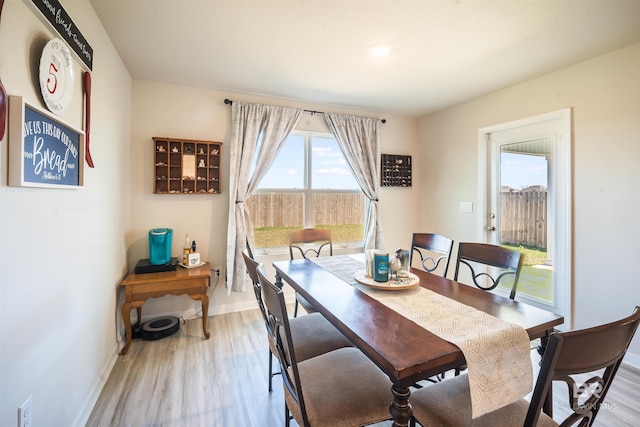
[257,264,311,426]
[289,228,333,260]
[410,233,454,277]
[524,306,640,427]
[242,249,269,326]
[453,242,523,299]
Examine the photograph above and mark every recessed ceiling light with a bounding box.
[369,43,392,57]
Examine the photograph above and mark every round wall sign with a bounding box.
[39,38,75,115]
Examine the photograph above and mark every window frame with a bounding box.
[254,131,365,249]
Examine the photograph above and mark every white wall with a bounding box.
[128,80,420,319]
[0,1,131,426]
[418,42,640,366]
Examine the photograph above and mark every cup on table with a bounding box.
[374,252,389,282]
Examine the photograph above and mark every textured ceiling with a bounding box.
[90,0,640,117]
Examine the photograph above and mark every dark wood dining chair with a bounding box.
[242,249,352,393]
[454,242,523,300]
[410,233,454,277]
[409,306,640,427]
[257,263,393,427]
[288,228,333,317]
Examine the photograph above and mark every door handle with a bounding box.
[486,226,496,231]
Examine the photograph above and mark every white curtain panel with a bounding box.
[226,101,302,293]
[325,113,385,251]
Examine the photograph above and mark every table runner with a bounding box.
[310,255,533,418]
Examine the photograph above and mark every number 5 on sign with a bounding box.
[38,38,75,115]
[45,62,59,94]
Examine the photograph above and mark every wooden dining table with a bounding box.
[272,255,564,427]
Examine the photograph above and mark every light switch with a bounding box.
[459,202,473,213]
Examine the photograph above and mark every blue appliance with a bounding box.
[149,228,173,265]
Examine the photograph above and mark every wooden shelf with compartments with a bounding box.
[381,153,412,187]
[153,137,222,194]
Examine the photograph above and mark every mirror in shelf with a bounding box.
[182,154,196,180]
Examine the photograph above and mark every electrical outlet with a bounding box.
[18,395,32,427]
[212,266,221,276]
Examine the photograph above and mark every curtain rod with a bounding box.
[224,98,386,123]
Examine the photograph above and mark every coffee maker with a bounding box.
[149,228,173,265]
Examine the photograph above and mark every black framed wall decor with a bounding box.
[8,96,85,189]
[381,154,412,187]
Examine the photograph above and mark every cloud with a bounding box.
[313,146,341,158]
[320,158,347,166]
[315,168,350,176]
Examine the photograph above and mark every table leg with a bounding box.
[189,294,211,339]
[274,272,284,289]
[389,385,412,427]
[201,293,210,339]
[121,302,132,355]
[537,333,553,417]
[537,334,549,358]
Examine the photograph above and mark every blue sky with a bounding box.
[501,153,548,189]
[259,135,359,190]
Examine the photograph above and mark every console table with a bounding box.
[120,262,211,355]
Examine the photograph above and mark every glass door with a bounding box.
[479,109,572,323]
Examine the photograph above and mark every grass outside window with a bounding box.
[253,224,363,249]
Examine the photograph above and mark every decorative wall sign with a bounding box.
[24,0,93,71]
[39,38,75,115]
[381,154,412,187]
[8,96,85,188]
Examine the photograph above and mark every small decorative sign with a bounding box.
[8,96,85,189]
[24,0,93,71]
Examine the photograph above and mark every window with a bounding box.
[248,132,364,249]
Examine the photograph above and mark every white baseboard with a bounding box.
[209,294,297,316]
[74,348,119,427]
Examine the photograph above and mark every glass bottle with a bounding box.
[182,234,190,265]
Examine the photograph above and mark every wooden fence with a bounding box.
[501,190,547,248]
[247,193,365,228]
[247,191,547,249]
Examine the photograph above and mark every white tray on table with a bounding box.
[354,272,420,290]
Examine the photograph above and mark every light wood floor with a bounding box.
[87,308,640,426]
